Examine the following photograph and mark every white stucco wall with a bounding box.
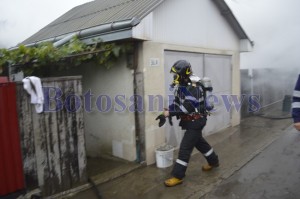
[81,59,136,161]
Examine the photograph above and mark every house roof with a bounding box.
[22,0,164,45]
[21,0,252,46]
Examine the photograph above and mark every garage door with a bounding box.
[204,54,232,135]
[164,51,232,147]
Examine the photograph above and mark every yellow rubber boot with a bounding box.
[164,177,183,187]
[202,163,219,171]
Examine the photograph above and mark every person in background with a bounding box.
[292,74,300,131]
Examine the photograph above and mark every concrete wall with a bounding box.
[50,57,137,162]
[16,77,86,196]
[141,41,241,164]
[82,59,136,161]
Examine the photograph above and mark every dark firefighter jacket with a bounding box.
[168,84,207,130]
[293,74,300,123]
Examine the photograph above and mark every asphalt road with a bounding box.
[202,127,300,199]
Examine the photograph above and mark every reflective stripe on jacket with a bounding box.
[168,85,204,117]
[292,74,300,123]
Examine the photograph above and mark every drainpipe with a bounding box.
[132,42,145,163]
[54,17,140,47]
[248,68,254,97]
[10,17,140,50]
[248,68,255,115]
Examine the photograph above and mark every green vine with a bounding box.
[0,37,132,76]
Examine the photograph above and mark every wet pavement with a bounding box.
[62,114,293,199]
[201,126,300,199]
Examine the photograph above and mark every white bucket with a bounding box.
[155,145,175,168]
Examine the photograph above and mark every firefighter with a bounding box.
[162,60,219,187]
[292,74,300,131]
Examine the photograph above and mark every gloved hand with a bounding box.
[163,108,173,126]
[155,114,166,127]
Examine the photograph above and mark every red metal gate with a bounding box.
[0,82,25,196]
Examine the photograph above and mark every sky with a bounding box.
[0,0,93,48]
[1,0,300,70]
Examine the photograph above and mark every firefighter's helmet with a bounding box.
[170,60,192,76]
[170,60,192,86]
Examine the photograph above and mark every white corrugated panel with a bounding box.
[152,0,240,50]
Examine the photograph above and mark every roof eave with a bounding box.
[11,18,141,50]
[211,0,254,46]
[81,28,136,44]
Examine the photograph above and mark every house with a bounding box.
[20,0,253,166]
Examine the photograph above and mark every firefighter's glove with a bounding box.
[156,114,166,127]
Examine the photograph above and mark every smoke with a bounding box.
[226,0,300,72]
[226,0,300,114]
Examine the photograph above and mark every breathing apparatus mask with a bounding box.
[171,74,181,88]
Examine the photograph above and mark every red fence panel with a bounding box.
[0,82,25,196]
